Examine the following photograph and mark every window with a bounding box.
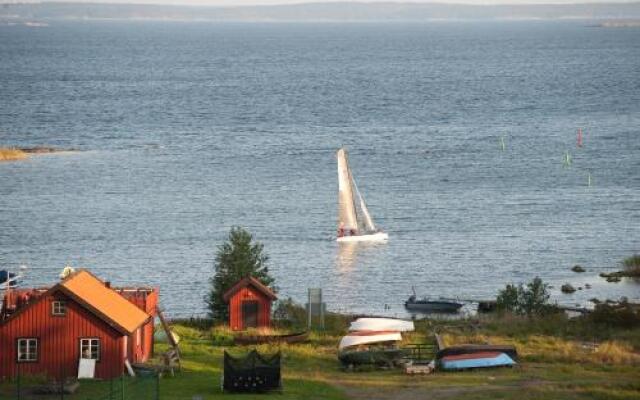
[51,300,66,316]
[80,338,100,361]
[17,338,38,362]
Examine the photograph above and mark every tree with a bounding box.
[496,277,555,316]
[206,227,275,321]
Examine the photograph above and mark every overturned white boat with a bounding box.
[338,330,402,351]
[338,330,405,367]
[349,318,414,333]
[336,148,388,243]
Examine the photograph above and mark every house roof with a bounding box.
[57,270,151,334]
[222,276,277,302]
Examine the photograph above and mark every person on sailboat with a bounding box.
[338,222,346,238]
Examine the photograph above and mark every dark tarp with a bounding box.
[223,350,281,393]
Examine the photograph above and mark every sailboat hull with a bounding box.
[337,232,389,243]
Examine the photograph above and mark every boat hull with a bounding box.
[436,345,518,362]
[234,331,309,345]
[349,318,414,332]
[337,232,389,243]
[338,348,407,367]
[405,301,463,313]
[439,352,516,371]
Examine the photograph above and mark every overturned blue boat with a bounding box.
[439,351,516,371]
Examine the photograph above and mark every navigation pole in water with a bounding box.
[563,151,572,167]
[577,128,583,148]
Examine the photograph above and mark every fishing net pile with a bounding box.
[223,350,281,393]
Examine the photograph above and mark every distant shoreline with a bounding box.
[2,2,640,22]
[0,146,76,162]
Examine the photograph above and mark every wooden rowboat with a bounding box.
[233,331,309,345]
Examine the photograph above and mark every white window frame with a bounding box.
[80,338,101,361]
[51,300,67,316]
[17,338,38,362]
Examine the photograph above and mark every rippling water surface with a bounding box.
[1,21,639,316]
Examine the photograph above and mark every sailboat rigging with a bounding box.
[336,148,388,243]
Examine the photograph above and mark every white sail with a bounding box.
[337,148,359,233]
[352,178,376,233]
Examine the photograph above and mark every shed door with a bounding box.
[242,301,259,329]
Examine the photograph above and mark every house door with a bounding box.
[242,301,259,329]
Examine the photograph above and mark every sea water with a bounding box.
[1,21,639,316]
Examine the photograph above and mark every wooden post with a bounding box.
[434,333,445,351]
[156,307,179,353]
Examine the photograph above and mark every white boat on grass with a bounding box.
[349,318,414,332]
[338,330,405,367]
[336,148,388,243]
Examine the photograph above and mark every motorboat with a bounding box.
[405,289,464,313]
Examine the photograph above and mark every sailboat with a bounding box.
[336,148,388,242]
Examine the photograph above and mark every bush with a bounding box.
[588,299,640,329]
[272,297,307,329]
[496,277,557,316]
[622,255,640,277]
[210,326,235,346]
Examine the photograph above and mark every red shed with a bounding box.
[223,276,277,331]
[0,270,158,380]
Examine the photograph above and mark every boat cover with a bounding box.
[223,350,281,393]
[440,352,515,370]
[349,318,414,332]
[339,331,402,351]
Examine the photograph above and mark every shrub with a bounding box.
[622,254,640,277]
[588,299,640,329]
[272,297,307,329]
[496,277,557,316]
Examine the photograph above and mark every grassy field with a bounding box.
[155,312,640,400]
[1,313,638,400]
[0,148,27,161]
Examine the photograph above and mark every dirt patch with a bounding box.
[335,379,554,400]
[337,383,516,400]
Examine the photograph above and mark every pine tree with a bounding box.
[206,227,275,321]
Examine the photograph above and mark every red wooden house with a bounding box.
[0,270,158,380]
[223,276,277,331]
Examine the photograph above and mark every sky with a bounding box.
[8,0,637,6]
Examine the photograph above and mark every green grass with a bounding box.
[2,313,639,399]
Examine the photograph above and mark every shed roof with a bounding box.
[57,270,151,334]
[222,276,277,302]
